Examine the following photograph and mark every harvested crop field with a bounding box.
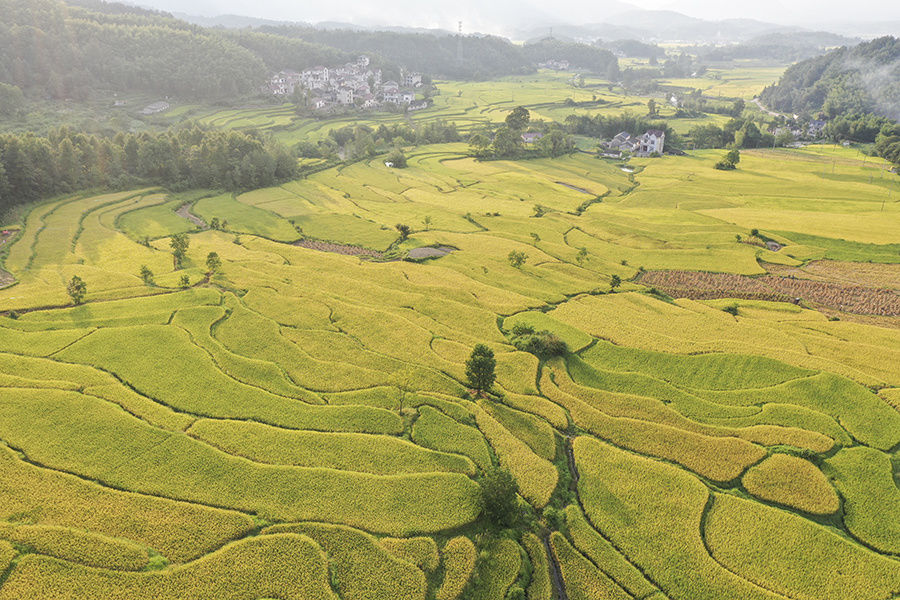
[294,239,384,258]
[764,260,900,290]
[637,269,900,316]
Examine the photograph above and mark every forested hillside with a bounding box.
[759,36,900,119]
[0,0,264,100]
[258,26,619,80]
[699,31,859,62]
[0,0,352,101]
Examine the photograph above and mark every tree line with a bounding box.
[296,120,463,161]
[0,126,297,215]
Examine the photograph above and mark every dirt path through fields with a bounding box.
[176,203,208,229]
[0,229,18,288]
[556,181,593,195]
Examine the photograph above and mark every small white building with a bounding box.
[337,87,355,105]
[637,130,665,156]
[402,71,423,87]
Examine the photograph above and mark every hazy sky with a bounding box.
[141,0,900,33]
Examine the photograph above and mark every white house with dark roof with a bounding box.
[637,129,665,156]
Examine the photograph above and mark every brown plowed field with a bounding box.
[638,268,900,316]
[294,239,383,258]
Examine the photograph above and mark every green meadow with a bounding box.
[0,129,897,599]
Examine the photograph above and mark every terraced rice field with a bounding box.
[162,72,730,145]
[0,142,897,598]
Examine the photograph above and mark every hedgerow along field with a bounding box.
[0,140,898,599]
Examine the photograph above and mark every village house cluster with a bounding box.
[603,129,666,157]
[768,119,827,145]
[538,59,570,71]
[262,56,427,112]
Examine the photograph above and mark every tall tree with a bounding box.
[505,106,531,131]
[465,344,496,392]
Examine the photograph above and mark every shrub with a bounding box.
[722,304,739,316]
[510,330,568,359]
[508,250,527,268]
[386,149,408,168]
[139,265,154,286]
[511,323,535,337]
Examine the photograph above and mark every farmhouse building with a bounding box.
[522,132,544,145]
[638,130,665,155]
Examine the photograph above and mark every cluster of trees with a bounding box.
[258,26,618,80]
[507,324,568,359]
[296,120,462,161]
[469,107,575,160]
[759,36,899,120]
[564,113,679,149]
[687,118,774,150]
[0,126,296,214]
[824,113,900,165]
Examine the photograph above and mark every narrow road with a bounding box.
[751,98,793,120]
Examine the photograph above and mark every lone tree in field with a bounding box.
[508,250,527,268]
[466,344,496,392]
[576,247,588,265]
[139,265,154,286]
[170,233,189,269]
[505,106,530,131]
[610,274,622,290]
[180,274,190,288]
[395,223,411,241]
[422,215,432,231]
[480,467,519,527]
[206,252,221,275]
[66,275,86,305]
[647,98,657,116]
